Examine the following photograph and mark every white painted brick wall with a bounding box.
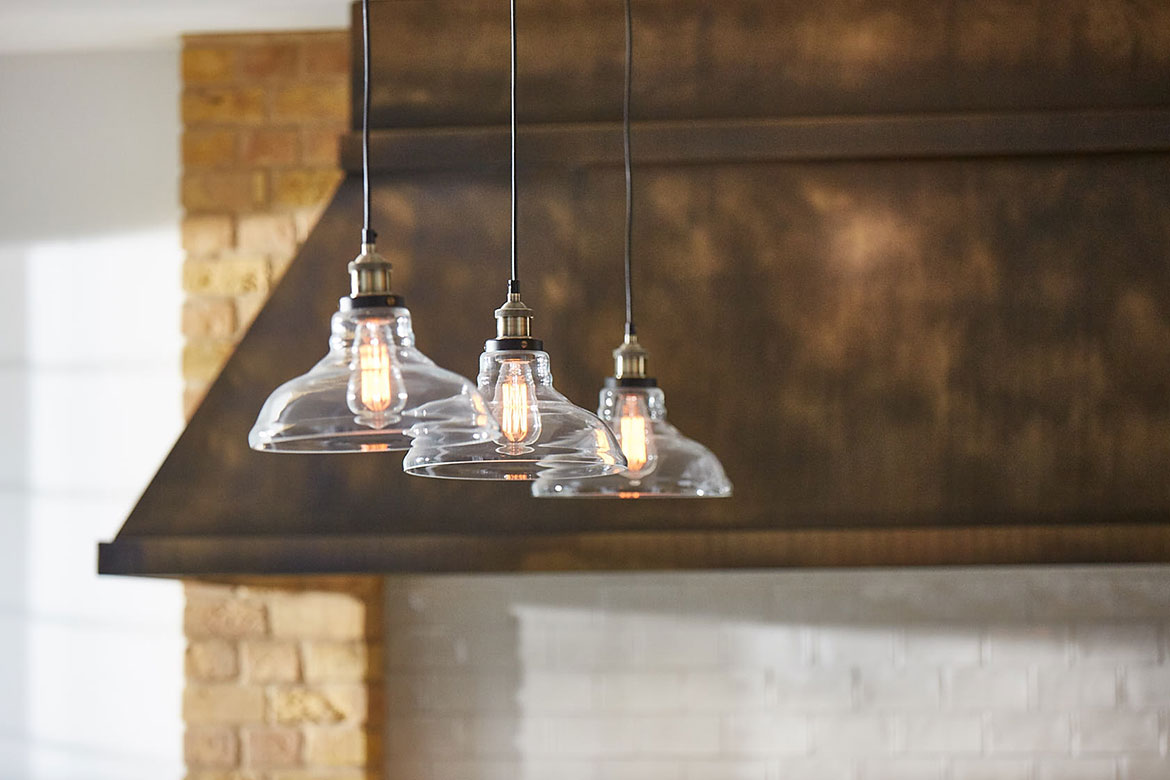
[384,567,1170,780]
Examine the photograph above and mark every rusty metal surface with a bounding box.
[355,0,1170,128]
[110,155,1170,546]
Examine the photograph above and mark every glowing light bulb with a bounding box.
[491,358,541,455]
[615,392,657,478]
[347,319,406,429]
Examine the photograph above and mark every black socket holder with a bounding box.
[340,294,406,311]
[605,376,658,388]
[485,337,544,352]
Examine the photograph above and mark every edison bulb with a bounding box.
[347,318,406,429]
[614,392,658,478]
[490,358,541,454]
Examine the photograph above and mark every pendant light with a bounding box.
[249,0,498,453]
[402,0,626,480]
[532,0,732,498]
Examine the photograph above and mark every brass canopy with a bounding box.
[348,242,394,297]
[494,292,534,339]
[613,333,649,379]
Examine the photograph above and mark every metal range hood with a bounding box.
[99,0,1170,577]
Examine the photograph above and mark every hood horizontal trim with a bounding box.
[339,110,1170,174]
[99,524,1170,577]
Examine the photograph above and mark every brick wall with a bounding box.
[383,568,1170,780]
[184,579,383,780]
[178,30,384,780]
[179,31,349,416]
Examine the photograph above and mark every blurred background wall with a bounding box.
[0,49,186,779]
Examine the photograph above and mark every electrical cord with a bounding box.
[361,0,376,245]
[622,0,635,335]
[509,0,520,294]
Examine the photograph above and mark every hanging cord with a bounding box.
[361,0,376,245]
[622,0,635,335]
[508,0,520,294]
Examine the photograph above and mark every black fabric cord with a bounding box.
[509,0,520,290]
[622,0,635,335]
[361,0,376,244]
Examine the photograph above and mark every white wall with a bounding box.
[0,50,185,779]
[385,567,1170,780]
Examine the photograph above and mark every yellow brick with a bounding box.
[184,130,238,168]
[303,728,367,768]
[185,772,261,780]
[272,85,348,122]
[268,771,369,780]
[243,640,300,683]
[269,685,367,725]
[183,87,265,124]
[183,341,235,385]
[237,213,297,256]
[185,726,239,768]
[240,43,299,80]
[268,592,367,640]
[302,642,375,683]
[242,727,301,769]
[303,37,350,77]
[272,169,342,209]
[184,685,266,724]
[183,257,271,297]
[186,639,239,681]
[235,293,268,331]
[183,172,268,212]
[182,215,234,255]
[301,128,342,167]
[183,48,236,83]
[183,298,238,340]
[240,128,299,166]
[186,595,268,638]
[292,202,330,243]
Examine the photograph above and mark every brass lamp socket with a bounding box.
[343,241,404,310]
[613,333,650,378]
[608,333,657,387]
[485,290,543,351]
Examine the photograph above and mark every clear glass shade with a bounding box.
[532,385,733,498]
[403,349,627,480]
[249,305,497,453]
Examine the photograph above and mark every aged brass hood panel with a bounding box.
[99,0,1170,576]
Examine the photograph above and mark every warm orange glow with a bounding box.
[358,340,393,412]
[617,394,652,473]
[500,371,531,443]
[359,443,390,453]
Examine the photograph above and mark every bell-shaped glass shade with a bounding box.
[532,384,732,498]
[403,349,627,480]
[249,305,497,453]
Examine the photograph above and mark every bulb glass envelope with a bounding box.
[403,348,627,480]
[249,305,497,453]
[532,384,733,498]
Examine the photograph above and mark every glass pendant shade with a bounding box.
[403,348,628,480]
[249,304,497,453]
[532,384,733,498]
